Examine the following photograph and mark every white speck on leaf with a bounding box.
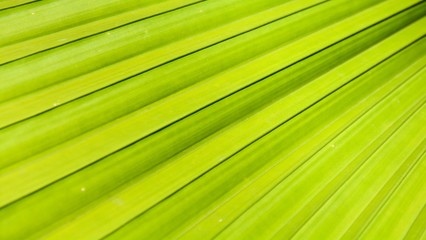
[218,218,223,222]
[81,187,86,192]
[112,198,124,206]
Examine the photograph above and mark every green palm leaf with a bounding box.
[0,0,425,239]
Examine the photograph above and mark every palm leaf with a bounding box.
[0,0,425,239]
